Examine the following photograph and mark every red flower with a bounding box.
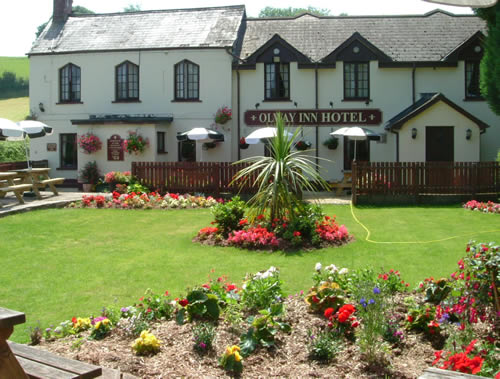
[72,317,77,324]
[351,320,359,328]
[239,219,248,226]
[225,284,237,292]
[324,307,334,319]
[256,214,264,220]
[202,284,210,289]
[312,295,320,304]
[139,296,144,301]
[407,315,414,323]
[293,231,301,237]
[433,351,443,365]
[164,290,169,296]
[179,299,189,307]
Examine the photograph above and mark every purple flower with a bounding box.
[369,298,375,305]
[373,287,381,294]
[91,316,107,325]
[199,342,206,349]
[360,298,367,308]
[121,307,129,313]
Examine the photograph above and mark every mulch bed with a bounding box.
[36,294,453,378]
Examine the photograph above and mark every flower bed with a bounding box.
[34,241,499,377]
[195,197,351,251]
[463,200,500,214]
[68,192,221,210]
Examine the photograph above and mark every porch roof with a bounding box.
[384,93,489,131]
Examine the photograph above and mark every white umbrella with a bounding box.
[330,126,380,162]
[245,127,294,144]
[423,0,496,7]
[17,120,53,138]
[176,127,224,143]
[0,118,25,140]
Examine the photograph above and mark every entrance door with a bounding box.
[426,126,454,162]
[178,140,196,161]
[343,137,369,171]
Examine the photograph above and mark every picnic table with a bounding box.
[330,172,352,196]
[0,172,33,206]
[0,307,102,378]
[9,168,64,200]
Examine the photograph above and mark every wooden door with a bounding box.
[426,126,454,162]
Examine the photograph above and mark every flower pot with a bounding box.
[327,144,338,150]
[82,183,93,192]
[239,143,249,150]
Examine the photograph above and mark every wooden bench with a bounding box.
[34,178,65,196]
[0,307,101,379]
[9,341,102,379]
[0,184,33,204]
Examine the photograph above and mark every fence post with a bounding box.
[214,163,220,197]
[352,161,357,205]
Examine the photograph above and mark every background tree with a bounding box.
[36,6,94,38]
[476,4,500,115]
[124,4,142,12]
[258,6,331,17]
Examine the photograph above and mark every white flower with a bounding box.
[261,271,270,279]
[325,264,338,273]
[339,268,349,275]
[315,262,322,272]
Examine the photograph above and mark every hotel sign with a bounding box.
[244,109,382,126]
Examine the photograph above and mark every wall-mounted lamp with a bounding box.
[365,98,371,106]
[255,103,260,109]
[294,101,298,108]
[466,129,472,140]
[39,102,45,112]
[329,101,334,108]
[411,128,417,139]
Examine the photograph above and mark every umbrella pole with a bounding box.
[24,138,30,169]
[353,140,357,163]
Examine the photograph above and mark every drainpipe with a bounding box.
[412,63,416,104]
[315,63,319,169]
[391,130,400,162]
[237,69,241,160]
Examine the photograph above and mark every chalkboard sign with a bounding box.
[107,135,124,161]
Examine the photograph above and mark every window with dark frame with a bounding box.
[344,62,369,100]
[115,61,139,101]
[60,133,77,169]
[465,60,481,99]
[265,62,290,100]
[59,63,81,103]
[157,131,166,154]
[175,60,199,100]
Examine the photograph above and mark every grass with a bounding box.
[0,57,29,80]
[0,204,498,343]
[0,97,30,121]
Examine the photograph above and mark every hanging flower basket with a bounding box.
[323,136,339,150]
[123,131,149,155]
[215,106,232,125]
[202,142,217,150]
[295,140,312,151]
[78,132,102,154]
[239,137,249,150]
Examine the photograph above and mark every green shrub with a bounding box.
[192,322,216,352]
[241,266,284,312]
[211,196,246,237]
[0,140,26,162]
[307,329,342,361]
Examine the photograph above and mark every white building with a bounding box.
[28,1,499,183]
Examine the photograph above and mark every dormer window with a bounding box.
[265,62,289,100]
[344,62,369,100]
[115,61,139,101]
[465,60,481,99]
[174,60,199,101]
[59,63,81,103]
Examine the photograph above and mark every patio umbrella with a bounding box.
[17,120,53,138]
[245,127,294,144]
[423,0,496,7]
[176,127,224,143]
[330,126,380,162]
[0,118,25,140]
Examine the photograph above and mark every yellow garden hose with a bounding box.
[349,202,500,244]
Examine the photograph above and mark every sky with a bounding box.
[1,0,473,57]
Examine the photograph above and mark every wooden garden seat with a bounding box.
[0,184,33,204]
[34,178,65,196]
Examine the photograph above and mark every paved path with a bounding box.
[303,191,352,205]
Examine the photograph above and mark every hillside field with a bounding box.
[0,97,29,121]
[0,56,29,79]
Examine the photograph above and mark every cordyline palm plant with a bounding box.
[231,113,330,222]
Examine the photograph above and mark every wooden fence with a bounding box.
[352,161,500,204]
[0,160,48,171]
[132,161,258,195]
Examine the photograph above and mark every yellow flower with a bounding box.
[225,346,233,355]
[231,345,241,353]
[234,351,242,362]
[94,321,101,329]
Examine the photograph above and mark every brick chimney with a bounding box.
[53,0,73,22]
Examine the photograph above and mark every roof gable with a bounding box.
[322,32,392,63]
[385,93,489,131]
[243,34,312,65]
[443,31,485,62]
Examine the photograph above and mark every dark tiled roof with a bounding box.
[385,93,489,130]
[71,114,174,124]
[240,10,486,62]
[30,5,245,55]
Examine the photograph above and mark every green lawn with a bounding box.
[0,204,498,343]
[0,96,29,121]
[0,56,29,79]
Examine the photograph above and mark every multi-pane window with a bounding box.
[265,63,289,100]
[59,63,81,102]
[465,60,481,98]
[175,60,199,100]
[115,61,139,101]
[344,62,369,100]
[60,133,77,169]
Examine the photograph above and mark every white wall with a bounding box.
[399,101,481,162]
